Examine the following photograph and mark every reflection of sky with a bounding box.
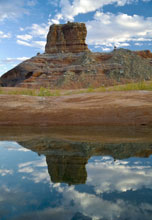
[87,156,152,193]
[0,141,152,220]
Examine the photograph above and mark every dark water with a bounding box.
[1,128,152,220]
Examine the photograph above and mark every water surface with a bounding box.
[0,127,152,220]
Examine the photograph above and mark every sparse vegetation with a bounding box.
[0,87,61,97]
[7,89,37,96]
[37,87,61,96]
[0,81,152,97]
[64,81,152,95]
[86,87,94,93]
[107,81,152,92]
[38,87,52,96]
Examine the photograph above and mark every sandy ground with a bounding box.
[0,90,152,126]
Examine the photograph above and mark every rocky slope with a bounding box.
[0,22,152,88]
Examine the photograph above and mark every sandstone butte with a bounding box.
[0,22,152,88]
[0,22,152,127]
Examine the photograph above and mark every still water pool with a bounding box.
[0,131,152,220]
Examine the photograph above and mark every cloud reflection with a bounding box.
[18,158,50,183]
[0,141,30,152]
[87,156,152,193]
[47,182,152,220]
[0,169,13,176]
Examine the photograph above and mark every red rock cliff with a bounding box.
[45,22,89,53]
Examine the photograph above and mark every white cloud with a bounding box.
[58,0,135,22]
[16,39,32,47]
[116,42,130,47]
[51,14,63,24]
[135,42,143,46]
[16,21,51,50]
[17,39,46,50]
[0,31,11,39]
[20,27,25,31]
[1,57,29,63]
[101,47,113,52]
[30,23,51,38]
[0,0,28,22]
[17,34,33,41]
[86,12,152,48]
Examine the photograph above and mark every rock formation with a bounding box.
[45,22,89,53]
[135,50,152,59]
[0,22,152,88]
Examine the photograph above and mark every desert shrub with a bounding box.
[53,90,61,96]
[38,87,52,96]
[97,86,106,92]
[87,87,94,93]
[0,88,3,94]
[37,87,61,96]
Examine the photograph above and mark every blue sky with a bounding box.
[0,0,152,76]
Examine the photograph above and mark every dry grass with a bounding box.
[0,87,61,97]
[0,81,152,97]
[104,81,152,92]
[66,81,152,95]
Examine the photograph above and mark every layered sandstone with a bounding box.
[45,22,89,53]
[135,50,152,59]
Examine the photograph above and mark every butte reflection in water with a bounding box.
[19,135,152,185]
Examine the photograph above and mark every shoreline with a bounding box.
[0,90,152,126]
[0,125,152,143]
